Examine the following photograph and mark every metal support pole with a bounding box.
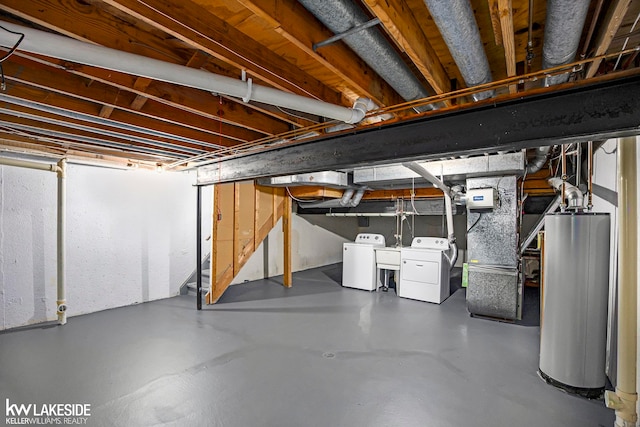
[56,159,67,325]
[587,141,593,210]
[196,185,202,310]
[560,144,567,212]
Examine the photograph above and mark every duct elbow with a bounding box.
[526,146,552,174]
[548,177,584,208]
[349,188,366,207]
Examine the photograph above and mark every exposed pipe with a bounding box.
[548,177,583,209]
[541,0,590,86]
[349,188,365,207]
[0,21,371,124]
[56,159,67,325]
[0,156,67,324]
[587,140,593,210]
[605,137,638,427]
[297,0,435,110]
[403,162,457,269]
[526,146,552,174]
[423,0,494,101]
[526,0,535,72]
[560,144,567,211]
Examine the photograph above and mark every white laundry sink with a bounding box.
[375,247,402,270]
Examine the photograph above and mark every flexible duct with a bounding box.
[422,0,493,101]
[0,21,371,124]
[526,146,552,174]
[548,177,583,208]
[298,0,435,110]
[299,187,365,208]
[542,0,590,86]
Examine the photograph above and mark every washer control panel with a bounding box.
[355,233,386,246]
[411,237,449,251]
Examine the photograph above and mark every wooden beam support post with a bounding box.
[283,194,292,288]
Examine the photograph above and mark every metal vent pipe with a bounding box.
[542,0,590,86]
[298,0,435,110]
[423,0,493,101]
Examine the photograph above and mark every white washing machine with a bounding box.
[399,237,451,304]
[342,233,386,291]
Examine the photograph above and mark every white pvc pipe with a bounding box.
[0,156,67,325]
[606,137,638,426]
[57,159,67,325]
[0,21,368,124]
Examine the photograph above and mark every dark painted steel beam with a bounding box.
[198,76,640,185]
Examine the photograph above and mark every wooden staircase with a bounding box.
[205,181,291,304]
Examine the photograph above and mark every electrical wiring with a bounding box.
[467,213,483,233]
[285,186,309,203]
[0,25,25,91]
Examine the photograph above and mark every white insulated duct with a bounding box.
[542,0,590,86]
[423,0,493,101]
[298,0,436,110]
[403,162,458,268]
[0,21,372,124]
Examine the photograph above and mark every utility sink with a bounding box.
[375,247,402,270]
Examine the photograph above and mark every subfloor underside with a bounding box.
[0,264,613,426]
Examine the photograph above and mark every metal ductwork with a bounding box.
[298,187,366,208]
[258,171,349,188]
[542,0,590,86]
[548,177,584,208]
[423,0,493,101]
[526,146,553,174]
[298,0,435,110]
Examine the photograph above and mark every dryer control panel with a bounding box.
[411,237,449,251]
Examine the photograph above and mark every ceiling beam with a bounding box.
[2,58,259,146]
[361,0,451,98]
[586,0,633,79]
[0,0,302,133]
[236,0,402,107]
[100,0,342,105]
[197,76,640,184]
[488,0,517,93]
[14,53,288,137]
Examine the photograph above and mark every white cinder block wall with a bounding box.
[0,163,208,330]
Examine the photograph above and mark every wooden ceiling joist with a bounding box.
[362,0,451,98]
[100,0,343,104]
[2,59,256,147]
[586,0,634,78]
[236,0,403,107]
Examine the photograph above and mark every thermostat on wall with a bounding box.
[466,188,498,210]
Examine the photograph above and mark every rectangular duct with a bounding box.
[353,152,524,189]
[257,171,349,188]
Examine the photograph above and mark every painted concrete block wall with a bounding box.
[0,164,203,330]
[231,215,349,284]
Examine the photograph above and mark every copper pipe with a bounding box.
[526,0,535,72]
[587,140,593,210]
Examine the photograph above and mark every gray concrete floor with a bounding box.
[1,264,613,427]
